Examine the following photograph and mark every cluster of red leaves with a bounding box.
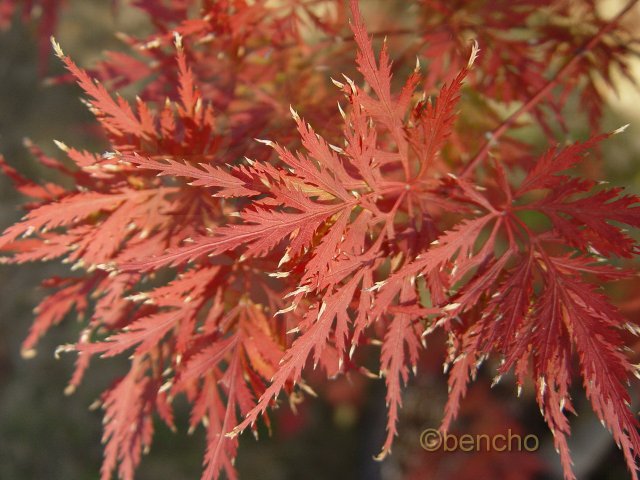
[2,1,640,479]
[413,0,640,133]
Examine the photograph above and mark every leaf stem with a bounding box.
[459,0,639,179]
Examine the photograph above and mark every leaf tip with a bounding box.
[374,448,390,462]
[51,36,64,58]
[330,77,345,89]
[53,139,69,152]
[255,138,275,148]
[289,105,300,122]
[173,31,183,50]
[468,40,480,68]
[21,348,37,359]
[613,123,630,135]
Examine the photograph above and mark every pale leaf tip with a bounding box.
[173,31,183,50]
[53,139,69,152]
[468,40,480,68]
[330,77,345,89]
[299,382,318,397]
[289,105,300,121]
[341,74,356,93]
[278,250,291,268]
[51,36,64,58]
[21,348,37,359]
[442,302,461,312]
[254,138,275,147]
[613,123,630,135]
[374,448,390,462]
[274,304,296,316]
[54,343,76,359]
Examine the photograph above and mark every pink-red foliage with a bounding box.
[2,1,640,479]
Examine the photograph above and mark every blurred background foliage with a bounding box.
[1,1,640,479]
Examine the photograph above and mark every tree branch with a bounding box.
[459,0,639,179]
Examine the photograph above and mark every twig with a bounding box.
[459,0,639,179]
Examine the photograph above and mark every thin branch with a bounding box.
[459,0,639,179]
[271,27,421,53]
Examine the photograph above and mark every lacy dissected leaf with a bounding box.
[409,44,478,179]
[21,277,89,357]
[100,360,156,480]
[516,134,610,195]
[376,279,423,459]
[0,191,136,248]
[52,39,155,140]
[532,182,640,257]
[175,301,283,480]
[2,2,640,480]
[122,154,258,197]
[227,1,478,458]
